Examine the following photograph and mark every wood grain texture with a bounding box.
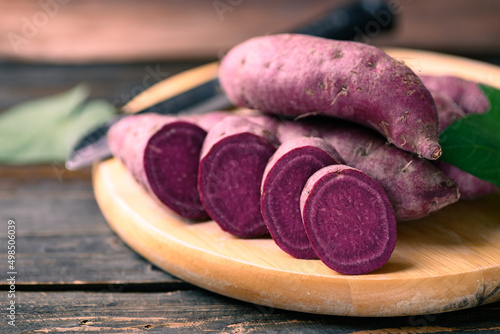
[1,290,498,333]
[373,0,500,56]
[0,234,183,285]
[1,0,499,63]
[92,49,500,316]
[0,166,108,237]
[0,62,200,111]
[0,165,181,285]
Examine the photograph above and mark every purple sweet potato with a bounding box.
[108,112,229,220]
[431,91,465,131]
[433,161,499,200]
[420,74,490,114]
[198,115,280,238]
[261,137,344,259]
[273,118,460,221]
[219,33,442,160]
[184,111,233,131]
[430,92,499,199]
[300,165,397,275]
[109,114,208,219]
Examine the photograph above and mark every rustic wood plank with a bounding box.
[0,166,110,237]
[0,234,182,285]
[0,290,498,333]
[0,61,202,111]
[1,0,499,63]
[0,165,181,285]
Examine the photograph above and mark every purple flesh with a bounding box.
[261,137,343,259]
[301,165,397,275]
[199,123,278,237]
[108,113,232,220]
[274,118,460,221]
[144,121,209,219]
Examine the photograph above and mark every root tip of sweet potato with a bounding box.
[419,139,442,160]
[431,147,442,160]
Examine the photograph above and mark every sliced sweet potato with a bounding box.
[198,116,280,237]
[300,165,397,275]
[108,112,229,219]
[261,137,343,259]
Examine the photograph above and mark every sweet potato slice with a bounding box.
[300,165,397,275]
[198,116,279,237]
[108,114,207,219]
[261,137,343,259]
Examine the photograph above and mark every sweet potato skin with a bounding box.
[261,137,343,259]
[273,118,460,221]
[219,33,441,160]
[431,92,466,132]
[420,74,490,114]
[300,165,397,275]
[434,161,499,199]
[182,111,232,132]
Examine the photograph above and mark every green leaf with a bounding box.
[0,85,115,164]
[439,84,500,188]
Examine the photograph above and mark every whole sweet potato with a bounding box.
[431,92,465,131]
[433,161,499,200]
[219,33,442,160]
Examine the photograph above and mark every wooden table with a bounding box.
[1,0,500,332]
[1,166,499,332]
[0,62,499,333]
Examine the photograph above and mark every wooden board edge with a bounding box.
[92,159,500,317]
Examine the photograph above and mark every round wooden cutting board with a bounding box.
[92,48,500,317]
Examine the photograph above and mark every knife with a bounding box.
[66,0,396,170]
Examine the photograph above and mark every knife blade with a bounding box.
[66,0,396,170]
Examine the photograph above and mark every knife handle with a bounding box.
[293,0,396,41]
